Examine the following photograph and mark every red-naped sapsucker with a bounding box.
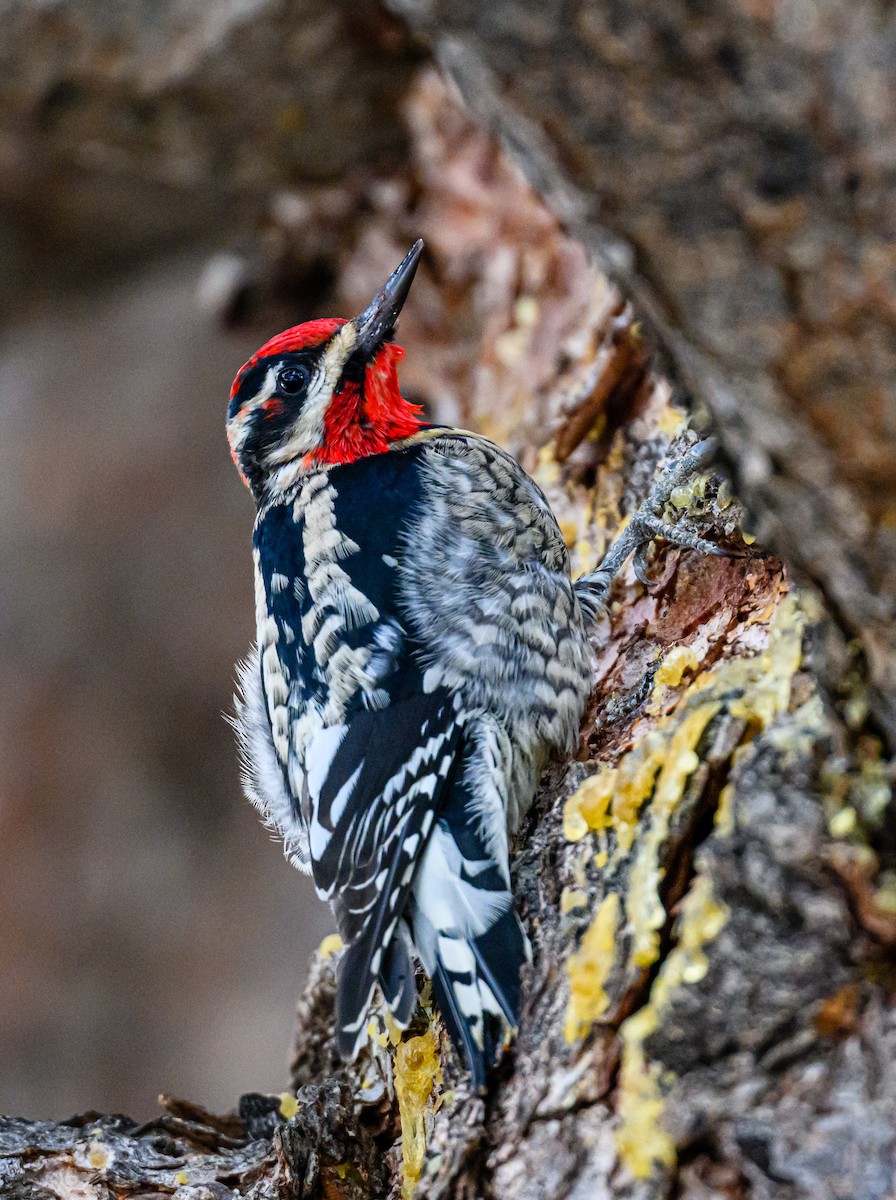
[227,241,718,1089]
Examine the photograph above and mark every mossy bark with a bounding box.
[2,4,894,1199]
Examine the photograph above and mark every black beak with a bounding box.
[353,239,423,358]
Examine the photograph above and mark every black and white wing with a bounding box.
[302,684,464,1054]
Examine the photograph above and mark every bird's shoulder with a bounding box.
[394,426,570,573]
[396,425,543,490]
[258,443,428,556]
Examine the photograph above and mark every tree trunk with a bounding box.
[2,4,894,1199]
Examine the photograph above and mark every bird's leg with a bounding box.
[635,510,727,559]
[576,436,729,613]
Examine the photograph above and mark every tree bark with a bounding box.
[2,4,895,1199]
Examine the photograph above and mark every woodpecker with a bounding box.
[227,240,718,1089]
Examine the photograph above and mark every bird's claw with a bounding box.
[631,538,683,591]
[638,514,727,560]
[632,540,654,587]
[576,435,732,608]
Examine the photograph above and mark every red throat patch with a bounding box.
[310,343,424,467]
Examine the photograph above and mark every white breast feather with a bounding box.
[232,648,310,871]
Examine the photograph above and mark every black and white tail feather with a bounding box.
[407,769,531,1089]
[424,907,528,1091]
[318,700,528,1088]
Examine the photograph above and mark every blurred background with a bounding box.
[0,257,337,1119]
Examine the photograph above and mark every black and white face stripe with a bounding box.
[263,323,359,468]
[227,351,320,492]
[226,322,362,494]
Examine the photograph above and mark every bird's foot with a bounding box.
[576,435,736,613]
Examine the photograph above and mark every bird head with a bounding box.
[227,240,425,498]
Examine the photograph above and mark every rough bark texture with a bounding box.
[2,4,895,1199]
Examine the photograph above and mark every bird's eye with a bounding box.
[278,365,309,395]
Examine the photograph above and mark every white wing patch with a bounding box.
[305,723,349,801]
[297,473,382,724]
[310,762,362,861]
